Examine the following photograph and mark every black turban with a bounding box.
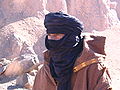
[44,12,84,35]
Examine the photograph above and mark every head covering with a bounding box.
[44,12,83,35]
[44,12,84,90]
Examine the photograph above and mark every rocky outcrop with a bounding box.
[4,42,40,76]
[0,16,45,89]
[0,16,46,59]
[116,0,120,19]
[67,0,119,31]
[111,0,120,19]
[0,0,48,28]
[0,16,46,75]
[46,0,67,13]
[0,33,22,59]
[0,0,119,31]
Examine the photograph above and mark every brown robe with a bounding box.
[32,34,112,90]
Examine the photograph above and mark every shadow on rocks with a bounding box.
[0,75,17,84]
[7,85,28,90]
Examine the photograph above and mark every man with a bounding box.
[32,12,112,90]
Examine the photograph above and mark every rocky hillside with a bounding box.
[0,0,120,90]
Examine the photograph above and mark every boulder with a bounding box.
[111,0,120,19]
[4,42,40,76]
[67,0,119,32]
[46,0,67,13]
[0,0,48,28]
[0,33,22,59]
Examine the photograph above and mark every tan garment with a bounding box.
[32,34,112,90]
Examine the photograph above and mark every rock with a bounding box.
[4,43,40,76]
[67,0,119,32]
[116,0,120,19]
[111,0,120,19]
[0,33,22,59]
[0,16,46,59]
[0,0,119,32]
[0,0,48,28]
[0,58,13,75]
[46,0,67,13]
[0,65,6,75]
[2,42,41,89]
[33,34,46,61]
[0,16,45,86]
[16,73,34,89]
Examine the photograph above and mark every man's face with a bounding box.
[48,34,65,40]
